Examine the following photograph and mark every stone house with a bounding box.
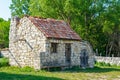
[9,16,94,69]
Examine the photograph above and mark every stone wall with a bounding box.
[9,17,46,69]
[40,39,95,68]
[40,40,81,67]
[80,41,95,68]
[95,56,120,66]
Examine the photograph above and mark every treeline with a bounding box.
[0,18,10,48]
[1,0,120,56]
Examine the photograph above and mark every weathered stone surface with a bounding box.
[95,56,120,66]
[39,39,95,68]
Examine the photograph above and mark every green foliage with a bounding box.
[10,0,30,17]
[103,21,115,34]
[20,66,35,72]
[0,18,10,48]
[101,0,120,56]
[9,0,120,56]
[0,58,9,67]
[95,62,112,67]
[48,67,62,71]
[0,18,4,22]
[29,0,120,56]
[29,0,107,53]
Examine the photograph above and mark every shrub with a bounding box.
[49,67,61,71]
[95,62,111,67]
[0,58,9,67]
[70,66,80,70]
[104,63,111,67]
[20,66,35,72]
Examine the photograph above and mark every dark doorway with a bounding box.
[65,43,71,65]
[80,49,88,68]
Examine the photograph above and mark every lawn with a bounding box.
[0,64,120,80]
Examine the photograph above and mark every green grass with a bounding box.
[0,63,120,80]
[0,58,9,67]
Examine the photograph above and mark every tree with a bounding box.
[29,0,105,51]
[0,18,10,48]
[10,0,30,17]
[102,0,120,56]
[9,0,120,56]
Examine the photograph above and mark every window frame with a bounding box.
[51,43,58,53]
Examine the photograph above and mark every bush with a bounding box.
[0,58,9,67]
[104,63,111,66]
[20,66,35,72]
[95,62,111,67]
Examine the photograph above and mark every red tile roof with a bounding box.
[29,16,81,41]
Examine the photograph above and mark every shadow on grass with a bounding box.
[63,66,120,73]
[0,72,63,80]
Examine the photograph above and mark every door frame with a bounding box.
[65,43,71,64]
[80,49,88,68]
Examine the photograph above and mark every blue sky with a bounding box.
[0,0,11,20]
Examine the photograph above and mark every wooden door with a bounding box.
[80,49,88,68]
[65,43,71,64]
